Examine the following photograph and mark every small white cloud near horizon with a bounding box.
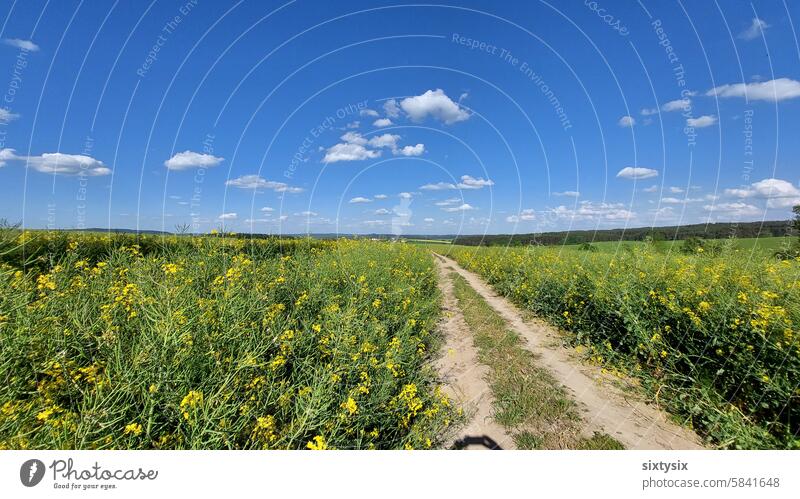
[706,78,800,102]
[374,194,388,199]
[218,213,238,220]
[225,175,303,193]
[687,115,717,128]
[349,196,372,204]
[443,203,475,212]
[553,190,579,197]
[643,185,659,193]
[423,217,435,223]
[616,166,658,180]
[398,192,412,199]
[738,17,770,41]
[0,148,111,176]
[3,38,39,51]
[724,178,800,209]
[617,115,635,127]
[165,150,224,170]
[396,144,425,156]
[400,89,470,124]
[375,208,390,215]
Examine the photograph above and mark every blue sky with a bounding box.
[0,0,799,235]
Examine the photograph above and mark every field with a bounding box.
[0,230,455,450]
[436,242,800,449]
[1,228,798,450]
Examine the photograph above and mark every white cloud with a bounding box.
[400,89,470,124]
[738,17,770,41]
[225,175,303,193]
[549,201,635,222]
[396,144,425,156]
[553,190,579,197]
[617,115,635,127]
[360,109,379,117]
[349,196,372,204]
[686,115,717,128]
[261,207,274,212]
[164,150,224,170]
[616,166,658,180]
[706,78,800,102]
[443,203,476,212]
[458,175,493,189]
[296,211,318,217]
[704,202,761,217]
[420,182,455,191]
[373,118,393,127]
[669,186,684,193]
[3,38,39,51]
[435,198,460,206]
[367,133,401,149]
[398,192,412,199]
[323,142,380,163]
[218,213,238,220]
[374,208,390,215]
[0,108,20,122]
[0,148,111,175]
[423,218,435,223]
[374,194,388,199]
[383,99,400,118]
[506,209,536,223]
[660,197,702,204]
[345,121,360,129]
[661,98,691,112]
[643,185,659,193]
[724,178,800,209]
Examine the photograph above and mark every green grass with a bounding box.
[449,272,622,450]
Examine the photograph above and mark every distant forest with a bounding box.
[450,220,794,247]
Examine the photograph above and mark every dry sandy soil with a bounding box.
[433,253,704,450]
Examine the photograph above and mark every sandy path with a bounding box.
[433,257,516,450]
[434,253,704,450]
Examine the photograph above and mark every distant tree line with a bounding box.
[451,220,793,247]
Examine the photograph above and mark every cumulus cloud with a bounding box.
[396,144,425,156]
[669,186,684,193]
[687,115,717,128]
[706,78,800,102]
[349,196,372,204]
[399,89,470,124]
[3,38,39,51]
[398,192,412,199]
[704,202,761,218]
[0,108,20,122]
[643,185,659,193]
[373,118,393,127]
[420,175,492,191]
[616,167,658,180]
[617,115,635,127]
[435,198,460,206]
[506,209,536,223]
[165,150,224,170]
[661,98,691,112]
[443,203,475,212]
[660,197,702,204]
[374,194,388,199]
[323,142,380,163]
[553,190,579,197]
[383,99,400,118]
[420,182,455,191]
[367,133,401,149]
[360,109,379,117]
[374,208,390,215]
[218,213,238,220]
[724,178,800,209]
[225,175,303,193]
[549,201,635,222]
[738,17,770,40]
[0,148,111,175]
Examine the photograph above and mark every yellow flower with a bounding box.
[124,423,143,436]
[162,263,181,275]
[180,390,204,420]
[306,435,327,450]
[341,397,358,416]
